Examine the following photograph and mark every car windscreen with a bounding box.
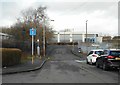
[110,51,120,57]
[95,51,104,55]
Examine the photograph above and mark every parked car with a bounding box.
[96,49,120,70]
[86,49,104,65]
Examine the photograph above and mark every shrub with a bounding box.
[2,40,32,52]
[0,48,22,67]
[2,40,16,48]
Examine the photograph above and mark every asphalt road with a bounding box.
[2,45,119,83]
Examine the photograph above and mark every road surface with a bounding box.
[2,45,119,84]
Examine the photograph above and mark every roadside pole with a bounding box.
[30,28,36,64]
[72,28,74,51]
[32,34,34,64]
[43,17,46,57]
[86,20,88,54]
[118,63,120,85]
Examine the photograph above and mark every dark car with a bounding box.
[96,49,120,71]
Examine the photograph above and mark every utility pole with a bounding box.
[72,28,74,51]
[43,16,46,57]
[86,20,88,54]
[42,18,54,57]
[86,20,88,42]
[64,30,65,44]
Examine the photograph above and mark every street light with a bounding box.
[86,20,88,53]
[43,16,46,57]
[43,18,54,57]
[72,28,74,51]
[86,20,88,42]
[64,30,65,44]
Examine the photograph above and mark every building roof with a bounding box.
[54,31,98,35]
[0,32,9,36]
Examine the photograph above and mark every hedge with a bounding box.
[0,48,22,67]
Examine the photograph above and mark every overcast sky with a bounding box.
[0,0,119,36]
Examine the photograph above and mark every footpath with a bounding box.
[1,45,54,75]
[1,57,47,75]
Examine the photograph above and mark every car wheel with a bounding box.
[86,59,89,64]
[102,63,109,71]
[96,62,99,68]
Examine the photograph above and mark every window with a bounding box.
[88,51,93,56]
[95,51,104,55]
[110,51,120,57]
[104,50,108,55]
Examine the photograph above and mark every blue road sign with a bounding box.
[30,28,36,36]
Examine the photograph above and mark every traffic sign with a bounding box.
[30,28,36,36]
[29,28,36,64]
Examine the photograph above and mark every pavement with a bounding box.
[1,45,54,75]
[1,57,47,75]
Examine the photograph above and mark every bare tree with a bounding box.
[2,6,54,52]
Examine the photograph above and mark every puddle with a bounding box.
[75,60,86,63]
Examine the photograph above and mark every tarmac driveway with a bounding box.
[2,45,119,84]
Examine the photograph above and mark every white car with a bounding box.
[86,49,104,65]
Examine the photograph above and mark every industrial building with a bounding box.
[0,32,12,40]
[50,31,102,44]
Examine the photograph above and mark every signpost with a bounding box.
[30,28,36,64]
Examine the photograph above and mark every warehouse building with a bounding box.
[0,32,12,40]
[50,31,102,44]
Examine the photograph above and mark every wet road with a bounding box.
[2,45,119,83]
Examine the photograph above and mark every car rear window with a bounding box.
[110,51,120,57]
[95,51,104,55]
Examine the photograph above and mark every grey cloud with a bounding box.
[1,2,20,19]
[39,2,117,18]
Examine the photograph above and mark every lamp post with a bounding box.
[43,16,46,57]
[64,30,65,44]
[86,20,88,42]
[86,20,88,53]
[72,28,74,51]
[43,18,54,57]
